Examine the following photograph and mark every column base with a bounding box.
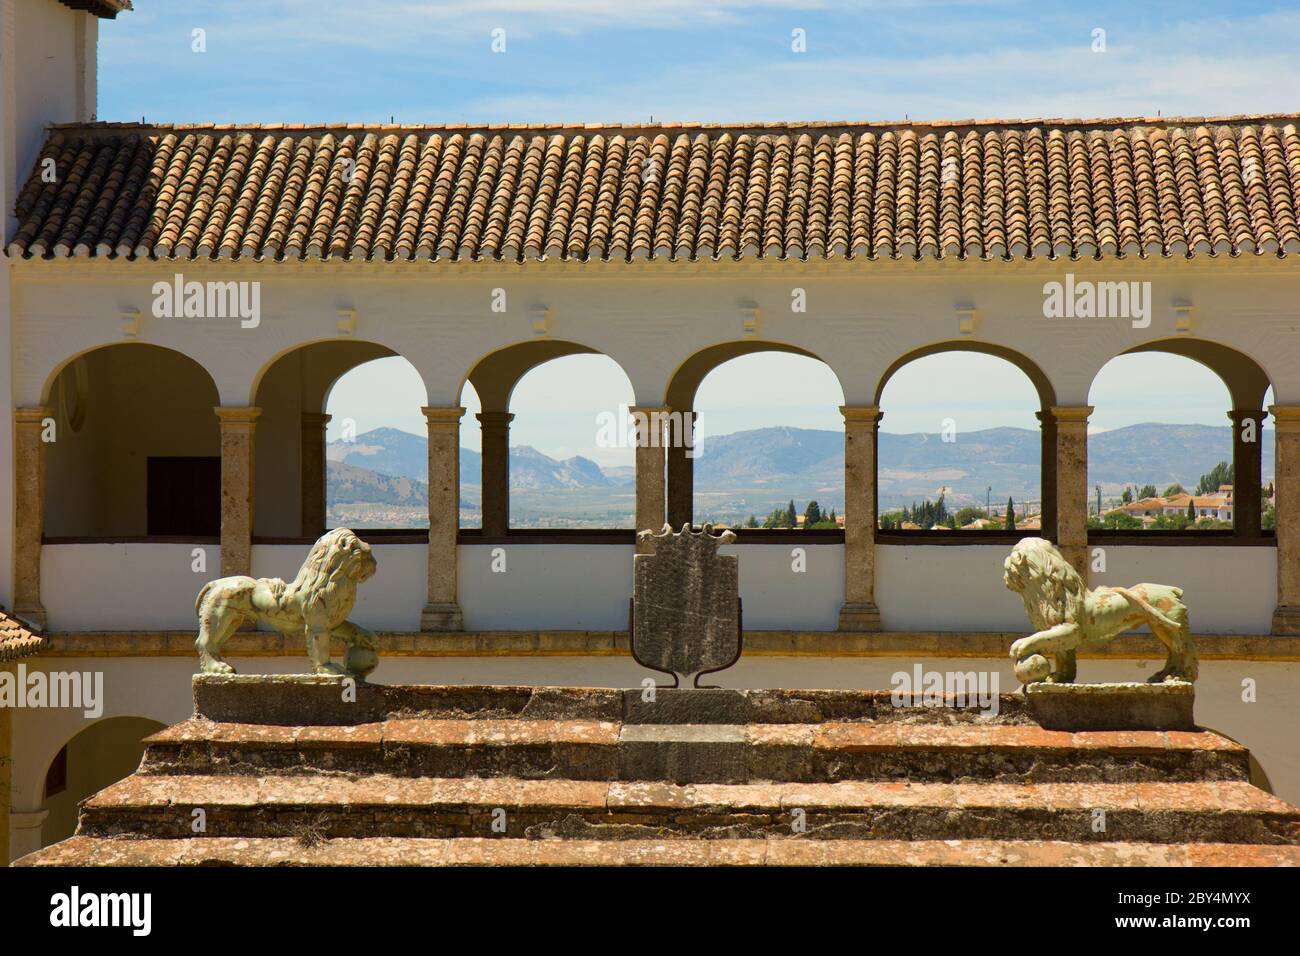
[420,602,464,632]
[837,602,882,632]
[8,808,49,864]
[10,604,47,633]
[1271,605,1300,636]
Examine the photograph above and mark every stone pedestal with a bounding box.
[300,411,331,538]
[1051,405,1092,580]
[1271,405,1300,634]
[12,407,50,630]
[838,406,882,631]
[476,411,513,537]
[421,406,465,631]
[1026,681,1194,731]
[215,406,261,577]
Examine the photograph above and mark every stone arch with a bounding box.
[664,340,845,528]
[873,340,1057,410]
[873,341,1056,536]
[252,340,418,538]
[460,340,633,534]
[1111,338,1271,411]
[1087,338,1274,536]
[39,716,167,850]
[42,343,222,539]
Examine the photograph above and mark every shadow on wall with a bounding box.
[41,716,166,848]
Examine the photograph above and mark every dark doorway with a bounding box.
[146,456,220,536]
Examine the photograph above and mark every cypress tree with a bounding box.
[1006,497,1016,531]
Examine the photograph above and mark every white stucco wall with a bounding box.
[41,542,215,632]
[38,539,1278,634]
[1092,545,1277,635]
[724,542,844,630]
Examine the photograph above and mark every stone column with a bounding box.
[665,409,696,530]
[838,406,882,631]
[1271,405,1300,634]
[476,411,513,537]
[1051,405,1092,579]
[421,406,465,631]
[1036,409,1058,542]
[1229,408,1267,538]
[215,407,261,577]
[633,405,669,550]
[300,411,331,538]
[13,407,51,630]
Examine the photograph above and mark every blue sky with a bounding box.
[96,2,1293,461]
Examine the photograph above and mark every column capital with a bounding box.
[214,406,262,427]
[1228,408,1269,421]
[839,405,883,425]
[14,406,53,425]
[628,404,672,415]
[475,411,516,426]
[1269,405,1300,432]
[422,405,466,428]
[1049,405,1093,424]
[300,411,332,428]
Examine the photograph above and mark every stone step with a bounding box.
[139,719,1251,784]
[19,835,1300,868]
[77,776,1300,845]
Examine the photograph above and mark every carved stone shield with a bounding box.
[631,524,741,686]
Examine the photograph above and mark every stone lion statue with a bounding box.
[195,528,379,677]
[1003,537,1197,685]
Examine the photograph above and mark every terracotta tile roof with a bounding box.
[58,0,132,18]
[10,114,1300,264]
[0,610,46,662]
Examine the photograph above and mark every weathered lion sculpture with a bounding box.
[1003,537,1197,685]
[195,528,379,677]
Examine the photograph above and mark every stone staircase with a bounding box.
[16,678,1300,866]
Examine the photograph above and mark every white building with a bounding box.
[3,0,1300,861]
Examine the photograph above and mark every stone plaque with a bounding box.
[631,523,741,687]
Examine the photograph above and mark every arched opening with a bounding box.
[251,341,421,539]
[40,717,166,848]
[1087,341,1273,537]
[875,345,1052,535]
[43,345,220,540]
[461,342,634,534]
[681,348,845,532]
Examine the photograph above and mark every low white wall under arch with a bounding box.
[37,540,1277,634]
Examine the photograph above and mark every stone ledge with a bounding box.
[36,630,1300,660]
[19,835,1300,867]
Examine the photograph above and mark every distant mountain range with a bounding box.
[326,423,1273,525]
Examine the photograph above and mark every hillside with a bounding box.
[326,423,1273,526]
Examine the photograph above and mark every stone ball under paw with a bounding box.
[344,645,378,678]
[1014,654,1051,684]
